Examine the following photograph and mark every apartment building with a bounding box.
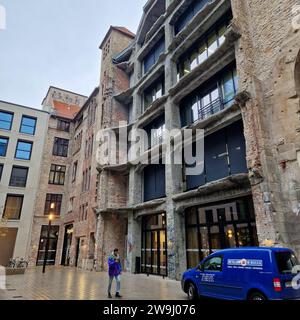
[0,101,48,266]
[93,0,300,280]
[29,87,88,267]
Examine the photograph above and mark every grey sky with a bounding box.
[0,0,145,109]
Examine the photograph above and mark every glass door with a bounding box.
[141,213,167,276]
[185,197,259,268]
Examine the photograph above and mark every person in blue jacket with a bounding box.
[107,248,122,298]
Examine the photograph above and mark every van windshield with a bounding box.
[275,251,299,274]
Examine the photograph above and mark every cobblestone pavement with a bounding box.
[0,267,186,300]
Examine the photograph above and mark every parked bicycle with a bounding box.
[7,257,28,269]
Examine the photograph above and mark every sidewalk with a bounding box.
[0,267,186,300]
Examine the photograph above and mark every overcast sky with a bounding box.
[0,0,145,109]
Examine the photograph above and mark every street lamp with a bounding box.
[42,214,54,274]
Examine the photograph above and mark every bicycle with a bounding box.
[7,257,28,269]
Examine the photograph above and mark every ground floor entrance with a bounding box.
[141,213,167,276]
[185,196,258,268]
[36,225,59,266]
[0,227,18,266]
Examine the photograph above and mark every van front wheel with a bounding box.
[187,282,198,301]
[249,292,267,301]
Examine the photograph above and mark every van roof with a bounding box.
[212,247,293,254]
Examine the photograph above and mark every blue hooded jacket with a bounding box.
[108,253,122,277]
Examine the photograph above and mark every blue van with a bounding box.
[181,247,300,300]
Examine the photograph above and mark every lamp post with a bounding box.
[42,214,54,274]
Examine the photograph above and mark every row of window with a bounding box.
[174,0,211,35]
[0,111,37,135]
[142,120,247,202]
[177,20,229,81]
[2,193,63,220]
[0,137,33,160]
[180,65,238,126]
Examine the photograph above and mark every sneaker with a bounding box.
[108,293,112,299]
[115,292,122,298]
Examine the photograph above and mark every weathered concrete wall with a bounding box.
[232,0,300,255]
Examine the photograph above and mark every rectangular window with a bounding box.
[72,161,78,182]
[174,0,211,35]
[0,136,9,156]
[144,115,165,149]
[180,65,237,126]
[57,119,70,132]
[176,19,231,81]
[15,140,33,160]
[0,163,3,180]
[143,37,165,74]
[53,137,69,157]
[20,116,37,135]
[3,194,24,220]
[49,164,66,185]
[0,111,14,130]
[44,194,62,216]
[143,77,165,110]
[9,166,29,187]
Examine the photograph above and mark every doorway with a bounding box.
[141,213,167,276]
[61,224,73,266]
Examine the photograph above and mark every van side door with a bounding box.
[198,255,224,298]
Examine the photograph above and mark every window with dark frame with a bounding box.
[53,137,69,157]
[0,136,9,157]
[180,65,238,126]
[174,0,213,35]
[48,164,66,185]
[3,194,24,220]
[15,140,33,160]
[185,197,258,269]
[57,119,70,132]
[143,37,165,74]
[44,194,62,216]
[9,166,29,187]
[143,76,165,110]
[0,111,14,130]
[20,116,37,135]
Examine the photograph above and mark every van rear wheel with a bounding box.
[249,292,267,301]
[187,282,198,301]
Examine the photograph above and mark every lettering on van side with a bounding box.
[201,274,215,283]
[227,259,263,270]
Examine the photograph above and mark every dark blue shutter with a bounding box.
[186,142,205,190]
[205,129,229,182]
[155,164,166,198]
[144,166,156,202]
[227,121,248,174]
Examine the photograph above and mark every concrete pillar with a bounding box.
[126,211,141,273]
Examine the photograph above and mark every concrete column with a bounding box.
[126,211,141,273]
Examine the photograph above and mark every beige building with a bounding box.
[29,87,87,267]
[0,100,48,266]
